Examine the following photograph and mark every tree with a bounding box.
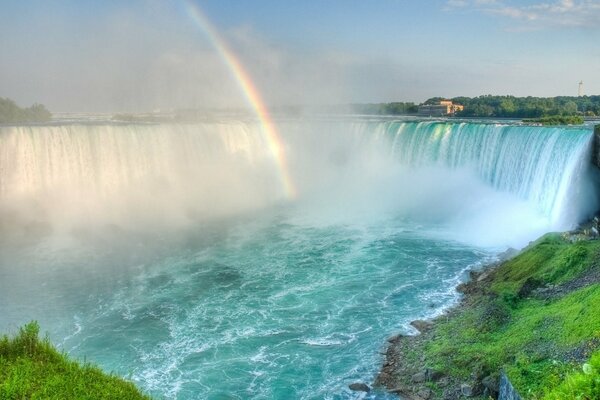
[0,98,52,123]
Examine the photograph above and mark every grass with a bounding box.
[522,115,585,125]
[422,234,600,398]
[542,350,600,400]
[0,322,150,400]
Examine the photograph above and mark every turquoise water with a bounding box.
[0,119,596,399]
[1,208,491,399]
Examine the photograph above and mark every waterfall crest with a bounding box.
[1,120,597,238]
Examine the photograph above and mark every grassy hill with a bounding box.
[0,322,150,399]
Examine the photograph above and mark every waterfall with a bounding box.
[364,120,597,228]
[1,119,597,238]
[0,122,284,230]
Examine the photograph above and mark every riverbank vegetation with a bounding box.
[522,115,585,125]
[350,95,600,118]
[450,95,600,118]
[348,102,419,115]
[0,322,150,399]
[0,97,51,123]
[377,233,600,399]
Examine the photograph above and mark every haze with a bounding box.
[1,0,599,113]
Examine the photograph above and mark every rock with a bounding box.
[500,372,523,400]
[417,388,432,399]
[456,282,468,293]
[425,368,444,381]
[437,376,450,387]
[460,383,474,397]
[476,269,493,282]
[482,374,499,397]
[411,371,427,383]
[389,388,426,400]
[411,320,434,333]
[443,387,461,400]
[348,382,370,392]
[498,247,519,261]
[387,334,402,343]
[468,269,481,280]
[389,385,414,397]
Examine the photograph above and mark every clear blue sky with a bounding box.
[1,0,598,112]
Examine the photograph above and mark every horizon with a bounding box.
[1,0,599,113]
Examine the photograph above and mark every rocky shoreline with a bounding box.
[370,226,600,400]
[374,266,506,399]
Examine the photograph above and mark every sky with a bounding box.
[0,0,599,112]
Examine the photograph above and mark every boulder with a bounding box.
[348,382,370,392]
[411,371,427,383]
[387,334,402,343]
[411,320,434,333]
[482,374,499,394]
[425,368,444,381]
[460,383,474,397]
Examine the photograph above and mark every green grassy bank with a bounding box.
[0,322,150,400]
[377,233,600,399]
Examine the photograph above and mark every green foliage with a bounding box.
[424,94,600,118]
[523,115,584,125]
[349,102,418,115]
[422,235,600,398]
[491,235,594,294]
[475,295,511,333]
[0,97,51,123]
[542,351,600,400]
[423,97,446,105]
[0,322,150,399]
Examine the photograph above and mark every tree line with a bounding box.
[449,95,600,118]
[0,97,51,123]
[349,102,418,115]
[351,95,600,118]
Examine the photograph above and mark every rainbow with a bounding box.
[184,1,296,199]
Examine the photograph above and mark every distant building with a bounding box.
[418,100,464,116]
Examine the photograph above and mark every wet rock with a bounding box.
[378,371,390,381]
[411,320,434,333]
[387,334,402,343]
[348,382,370,392]
[476,269,493,282]
[468,269,481,280]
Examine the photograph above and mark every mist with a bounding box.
[2,120,595,255]
[0,2,405,113]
